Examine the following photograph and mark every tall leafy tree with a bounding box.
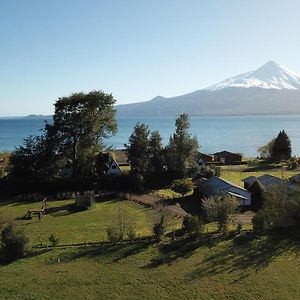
[52,90,117,177]
[126,123,149,188]
[165,113,199,178]
[148,130,164,176]
[270,130,292,162]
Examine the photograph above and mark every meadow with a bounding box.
[0,196,299,299]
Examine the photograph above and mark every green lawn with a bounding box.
[0,198,299,299]
[220,170,299,186]
[0,199,162,246]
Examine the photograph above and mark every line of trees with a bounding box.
[257,130,292,162]
[125,113,199,190]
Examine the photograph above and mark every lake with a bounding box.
[0,115,299,157]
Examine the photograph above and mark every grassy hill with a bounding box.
[0,198,299,299]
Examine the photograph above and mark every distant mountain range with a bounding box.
[116,61,300,116]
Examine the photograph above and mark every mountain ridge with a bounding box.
[116,61,300,117]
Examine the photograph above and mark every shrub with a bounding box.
[202,194,239,232]
[182,215,204,236]
[106,226,119,243]
[171,178,194,196]
[236,222,243,234]
[127,226,137,240]
[153,214,167,241]
[0,218,28,263]
[106,207,137,242]
[48,234,60,247]
[252,212,269,234]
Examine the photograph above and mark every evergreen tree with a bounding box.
[165,113,199,178]
[126,123,150,187]
[148,130,164,176]
[271,130,292,161]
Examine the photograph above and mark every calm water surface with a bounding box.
[0,115,299,157]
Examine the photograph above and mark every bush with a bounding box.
[127,226,137,240]
[48,234,60,247]
[153,214,167,241]
[171,178,194,196]
[252,212,268,234]
[106,226,120,242]
[202,194,239,232]
[182,215,204,236]
[106,207,137,242]
[0,218,28,263]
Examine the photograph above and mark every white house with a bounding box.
[106,158,122,175]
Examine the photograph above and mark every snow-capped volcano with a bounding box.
[207,61,300,90]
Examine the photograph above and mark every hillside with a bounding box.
[0,196,299,299]
[116,61,300,117]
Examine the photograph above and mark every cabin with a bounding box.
[196,153,215,168]
[196,176,251,206]
[106,158,122,175]
[213,151,242,165]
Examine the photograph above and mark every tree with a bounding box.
[171,178,194,196]
[165,113,199,178]
[95,152,112,175]
[270,130,292,162]
[0,218,28,263]
[202,194,238,232]
[126,123,149,189]
[257,138,275,160]
[153,214,167,241]
[248,180,266,211]
[52,90,117,177]
[10,128,59,181]
[252,185,300,233]
[182,215,204,236]
[148,131,165,176]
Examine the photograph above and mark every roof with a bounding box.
[213,151,242,157]
[242,176,258,185]
[109,149,129,165]
[197,176,251,200]
[289,173,300,182]
[257,174,283,186]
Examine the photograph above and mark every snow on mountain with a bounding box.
[207,61,300,91]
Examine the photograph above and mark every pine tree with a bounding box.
[126,123,149,187]
[271,130,292,161]
[165,113,199,178]
[148,131,164,176]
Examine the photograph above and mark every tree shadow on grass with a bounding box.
[143,230,300,281]
[0,248,51,266]
[189,230,300,281]
[144,233,220,268]
[48,204,87,217]
[53,239,155,264]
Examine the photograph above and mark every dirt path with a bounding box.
[117,192,187,217]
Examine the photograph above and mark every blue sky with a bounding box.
[1,0,300,116]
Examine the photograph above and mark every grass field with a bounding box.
[0,197,299,299]
[220,169,299,186]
